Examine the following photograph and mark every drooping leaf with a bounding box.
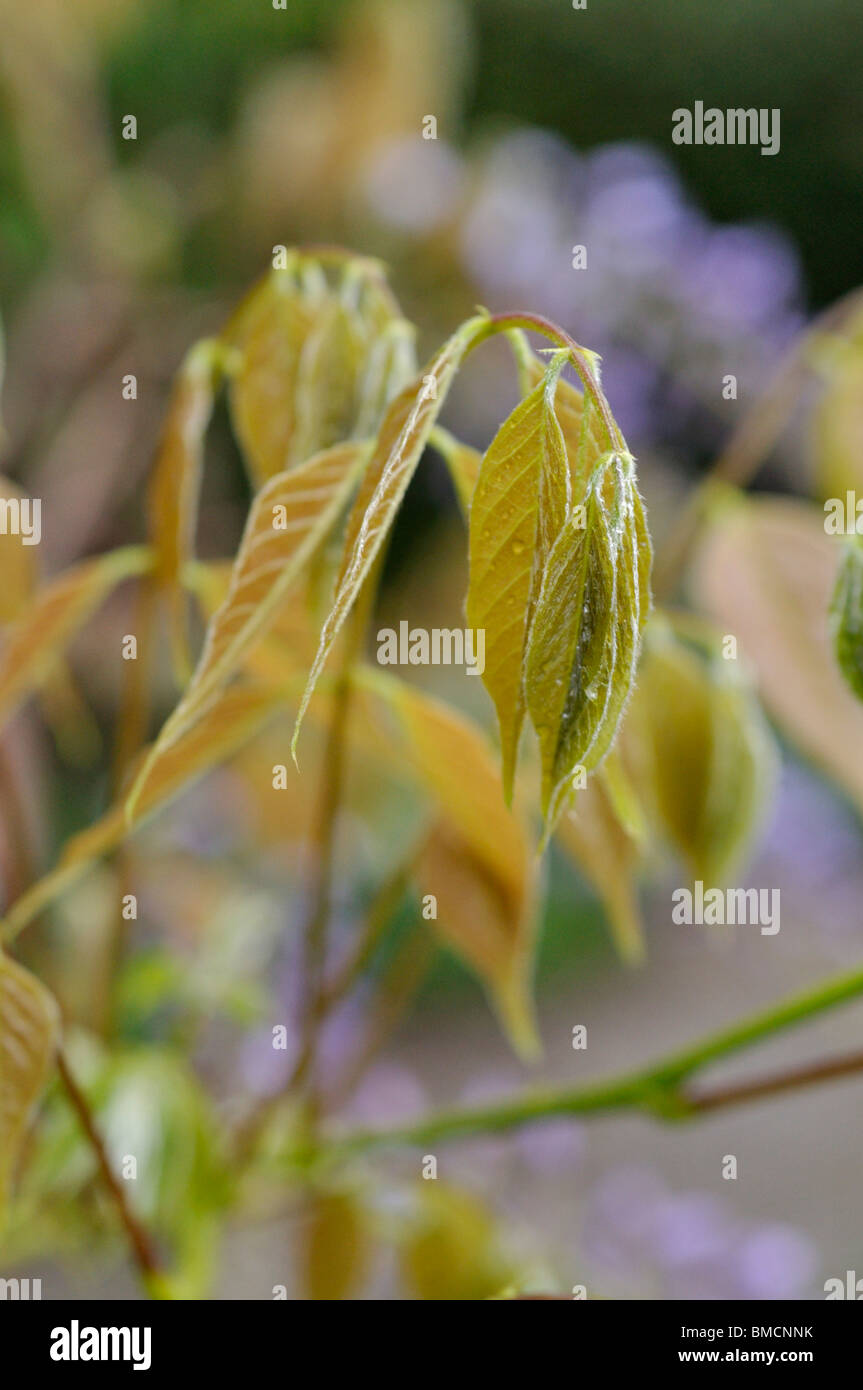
[466,354,570,800]
[525,452,650,831]
[693,495,863,815]
[0,475,38,624]
[128,443,367,818]
[359,668,537,1056]
[301,1189,370,1301]
[292,313,489,757]
[3,686,286,945]
[0,951,60,1215]
[147,338,223,682]
[555,739,651,964]
[830,534,863,700]
[415,823,537,1058]
[0,546,153,732]
[634,616,777,885]
[223,256,415,487]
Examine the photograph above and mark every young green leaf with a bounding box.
[0,951,60,1216]
[830,534,863,700]
[292,314,489,759]
[128,442,367,819]
[525,453,650,831]
[635,617,777,885]
[466,353,570,800]
[0,546,153,732]
[147,338,223,682]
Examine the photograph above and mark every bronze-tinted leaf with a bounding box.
[693,496,863,814]
[3,686,285,945]
[0,951,60,1214]
[292,314,488,758]
[0,475,38,624]
[224,256,415,486]
[0,546,153,732]
[301,1190,370,1301]
[129,443,366,818]
[147,338,223,681]
[359,668,537,1056]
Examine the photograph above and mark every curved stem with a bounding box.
[331,957,863,1151]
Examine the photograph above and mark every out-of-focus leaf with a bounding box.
[0,475,38,624]
[0,546,153,731]
[555,742,650,964]
[292,313,489,757]
[359,668,537,1056]
[693,495,863,814]
[129,443,366,818]
[830,534,863,700]
[635,616,777,885]
[0,951,60,1215]
[224,257,415,487]
[812,312,863,499]
[466,356,570,800]
[400,1183,513,1301]
[525,453,650,832]
[2,686,285,945]
[301,1189,370,1301]
[147,338,223,682]
[430,427,482,517]
[415,823,537,1057]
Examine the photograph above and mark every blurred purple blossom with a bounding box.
[362,125,806,449]
[583,1166,818,1300]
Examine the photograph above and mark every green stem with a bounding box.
[331,958,863,1151]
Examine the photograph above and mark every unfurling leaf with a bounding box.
[693,495,863,814]
[292,313,489,758]
[400,1183,513,1301]
[3,686,285,945]
[147,338,223,682]
[525,451,650,832]
[224,255,415,487]
[128,443,367,819]
[466,354,570,800]
[830,535,863,700]
[0,951,60,1214]
[301,1190,370,1301]
[635,617,776,886]
[0,546,153,732]
[358,668,537,1057]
